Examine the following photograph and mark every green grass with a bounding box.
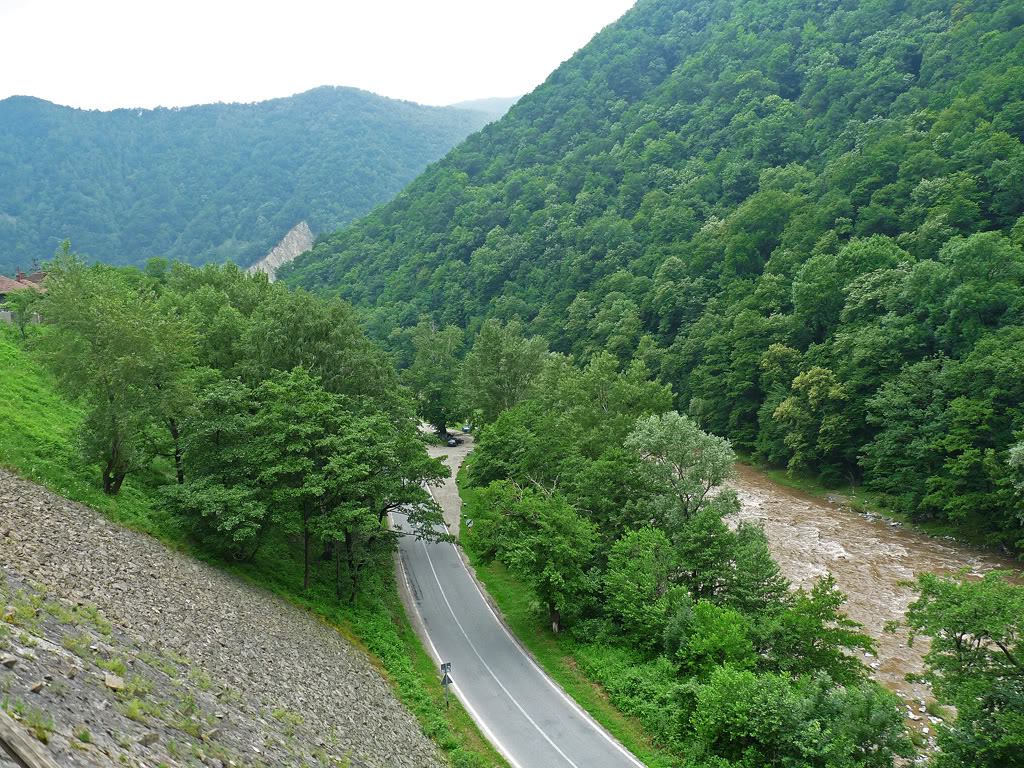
[0,325,162,532]
[458,467,677,768]
[0,325,508,768]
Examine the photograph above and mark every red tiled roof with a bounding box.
[0,275,26,293]
[0,275,44,294]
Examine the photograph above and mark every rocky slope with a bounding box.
[0,469,445,768]
[246,222,315,282]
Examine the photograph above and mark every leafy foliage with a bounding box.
[403,319,463,435]
[0,326,506,768]
[35,241,197,493]
[462,356,905,766]
[0,286,39,339]
[903,571,1024,768]
[458,318,548,425]
[284,0,1024,554]
[30,253,448,605]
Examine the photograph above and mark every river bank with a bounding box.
[734,456,1016,557]
[728,462,1022,754]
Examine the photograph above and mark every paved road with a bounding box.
[392,507,646,768]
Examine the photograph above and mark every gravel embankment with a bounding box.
[0,468,445,768]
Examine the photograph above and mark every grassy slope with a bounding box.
[0,324,507,768]
[457,461,678,768]
[0,325,156,529]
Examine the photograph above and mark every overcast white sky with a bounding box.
[0,0,637,111]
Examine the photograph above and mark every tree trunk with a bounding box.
[168,417,184,485]
[335,540,343,600]
[549,601,561,634]
[102,457,126,495]
[303,524,311,591]
[345,531,359,604]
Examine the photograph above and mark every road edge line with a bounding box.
[391,512,526,768]
[423,483,648,768]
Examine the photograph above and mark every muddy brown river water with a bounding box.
[729,463,1022,741]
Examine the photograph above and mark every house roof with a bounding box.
[0,275,25,293]
[0,275,45,294]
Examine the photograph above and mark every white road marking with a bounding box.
[391,522,526,768]
[418,534,582,768]
[421,485,648,768]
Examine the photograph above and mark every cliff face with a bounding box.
[246,221,314,282]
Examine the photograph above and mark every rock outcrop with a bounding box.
[246,222,314,282]
[0,469,444,768]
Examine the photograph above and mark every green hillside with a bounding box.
[284,0,1024,554]
[0,87,493,274]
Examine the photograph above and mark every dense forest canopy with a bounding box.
[283,0,1024,555]
[0,87,500,275]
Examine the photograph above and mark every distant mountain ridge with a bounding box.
[0,86,495,274]
[448,96,520,120]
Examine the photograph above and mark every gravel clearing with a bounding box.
[0,468,445,768]
[425,433,476,534]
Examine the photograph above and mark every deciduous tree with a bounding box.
[903,571,1024,768]
[459,318,547,425]
[38,241,196,494]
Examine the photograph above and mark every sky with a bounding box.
[0,0,637,111]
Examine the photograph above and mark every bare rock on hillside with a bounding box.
[246,221,314,282]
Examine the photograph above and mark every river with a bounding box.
[729,463,1022,744]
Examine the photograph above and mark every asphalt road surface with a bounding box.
[392,507,646,768]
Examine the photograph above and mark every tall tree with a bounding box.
[328,408,450,601]
[38,241,196,494]
[476,480,597,633]
[625,411,738,528]
[459,318,548,425]
[404,318,463,435]
[168,367,449,598]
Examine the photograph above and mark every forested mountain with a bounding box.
[284,0,1024,554]
[0,87,495,274]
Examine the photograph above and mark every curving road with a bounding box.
[392,438,645,768]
